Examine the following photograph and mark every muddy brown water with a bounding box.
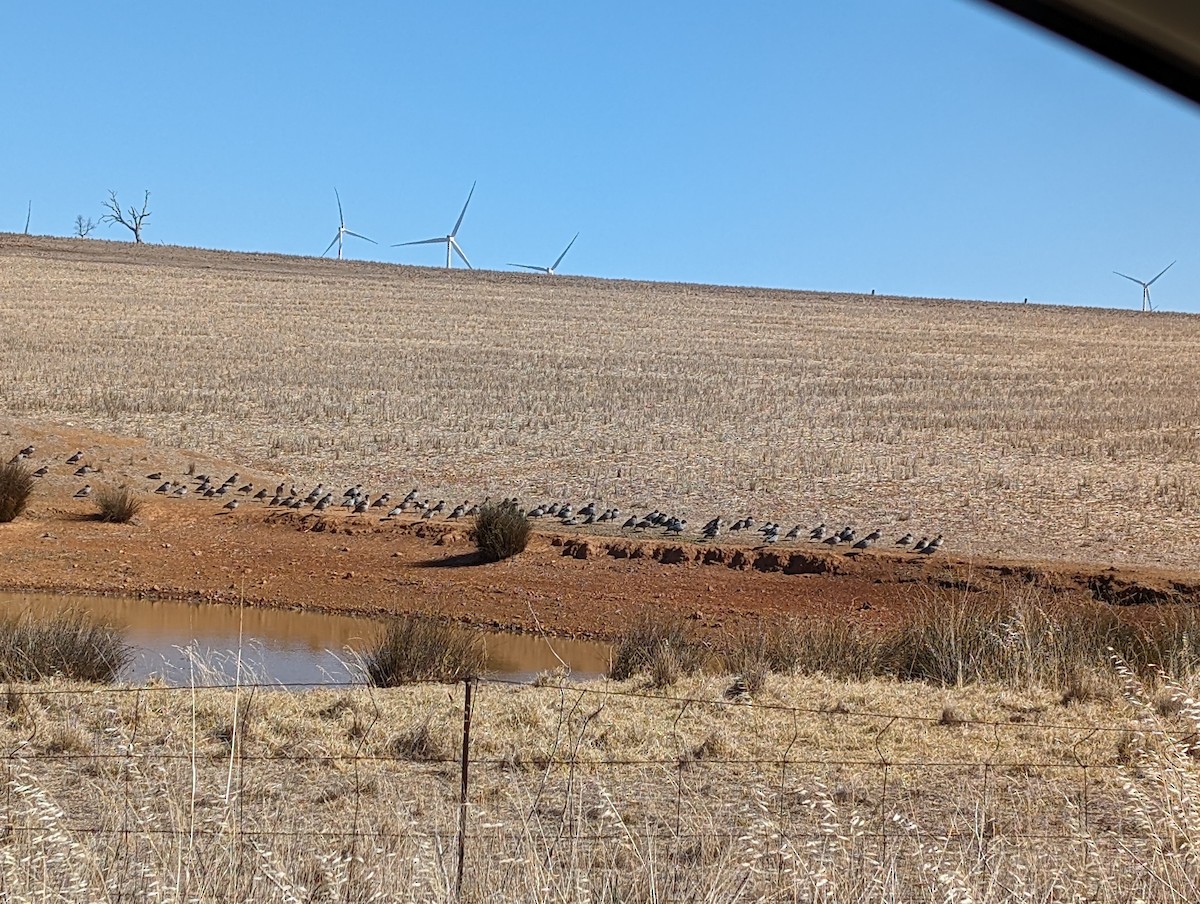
[0,592,612,685]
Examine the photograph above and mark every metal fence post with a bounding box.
[456,676,477,900]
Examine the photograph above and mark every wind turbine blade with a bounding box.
[322,234,340,257]
[392,237,446,247]
[451,238,472,269]
[450,181,476,238]
[1147,260,1176,286]
[345,231,377,244]
[334,188,345,228]
[509,263,548,272]
[551,232,580,271]
[1113,271,1145,286]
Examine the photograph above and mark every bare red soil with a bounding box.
[0,420,1194,643]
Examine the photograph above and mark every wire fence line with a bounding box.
[0,675,1158,901]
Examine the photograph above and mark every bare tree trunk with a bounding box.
[101,190,151,243]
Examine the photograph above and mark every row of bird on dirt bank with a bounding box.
[15,445,943,554]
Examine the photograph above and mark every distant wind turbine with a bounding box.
[509,233,579,275]
[322,189,376,260]
[1114,260,1175,312]
[393,182,475,268]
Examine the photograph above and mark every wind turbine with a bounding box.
[509,233,580,275]
[322,189,376,260]
[393,182,475,268]
[1114,260,1175,312]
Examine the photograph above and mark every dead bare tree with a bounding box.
[101,190,151,243]
[74,215,96,238]
[23,201,31,235]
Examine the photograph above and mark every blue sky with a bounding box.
[4,2,1197,310]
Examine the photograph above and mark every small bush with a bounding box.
[0,610,133,683]
[95,485,143,523]
[0,460,34,522]
[473,501,531,562]
[609,615,709,681]
[363,615,487,686]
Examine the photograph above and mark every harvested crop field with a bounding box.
[3,234,1200,572]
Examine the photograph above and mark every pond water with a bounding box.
[0,592,612,686]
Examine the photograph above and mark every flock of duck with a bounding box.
[13,445,945,555]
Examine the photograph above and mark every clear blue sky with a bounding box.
[4,2,1197,310]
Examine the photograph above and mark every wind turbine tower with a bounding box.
[322,189,376,260]
[1114,260,1175,312]
[509,233,580,275]
[393,182,476,268]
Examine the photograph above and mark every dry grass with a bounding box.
[92,483,142,523]
[0,671,1196,901]
[0,459,34,522]
[472,499,530,561]
[0,609,133,682]
[362,614,487,686]
[3,237,1200,568]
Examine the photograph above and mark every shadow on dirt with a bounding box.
[416,551,487,568]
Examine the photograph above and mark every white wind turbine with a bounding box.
[322,189,376,260]
[393,182,475,268]
[509,233,579,275]
[1113,260,1175,312]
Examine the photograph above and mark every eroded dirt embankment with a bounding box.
[1,419,1196,642]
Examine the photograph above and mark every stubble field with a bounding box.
[2,234,1200,570]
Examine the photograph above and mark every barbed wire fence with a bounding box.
[0,675,1169,902]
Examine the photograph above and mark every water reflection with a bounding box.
[0,592,611,685]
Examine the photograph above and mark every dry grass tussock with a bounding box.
[0,671,1197,901]
[92,483,142,523]
[472,499,530,561]
[0,459,34,522]
[362,614,487,686]
[0,610,132,682]
[4,238,1200,567]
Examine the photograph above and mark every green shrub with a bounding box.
[95,485,143,523]
[473,501,531,562]
[364,615,487,686]
[609,615,709,682]
[0,610,133,683]
[0,460,34,523]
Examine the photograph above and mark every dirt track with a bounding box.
[1,420,1194,642]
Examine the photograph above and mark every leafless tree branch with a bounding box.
[100,190,151,243]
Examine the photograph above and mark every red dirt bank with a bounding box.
[0,421,1194,642]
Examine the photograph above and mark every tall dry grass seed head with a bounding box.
[0,459,34,522]
[1112,656,1200,898]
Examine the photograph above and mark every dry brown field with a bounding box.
[3,234,1200,571]
[3,672,1191,902]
